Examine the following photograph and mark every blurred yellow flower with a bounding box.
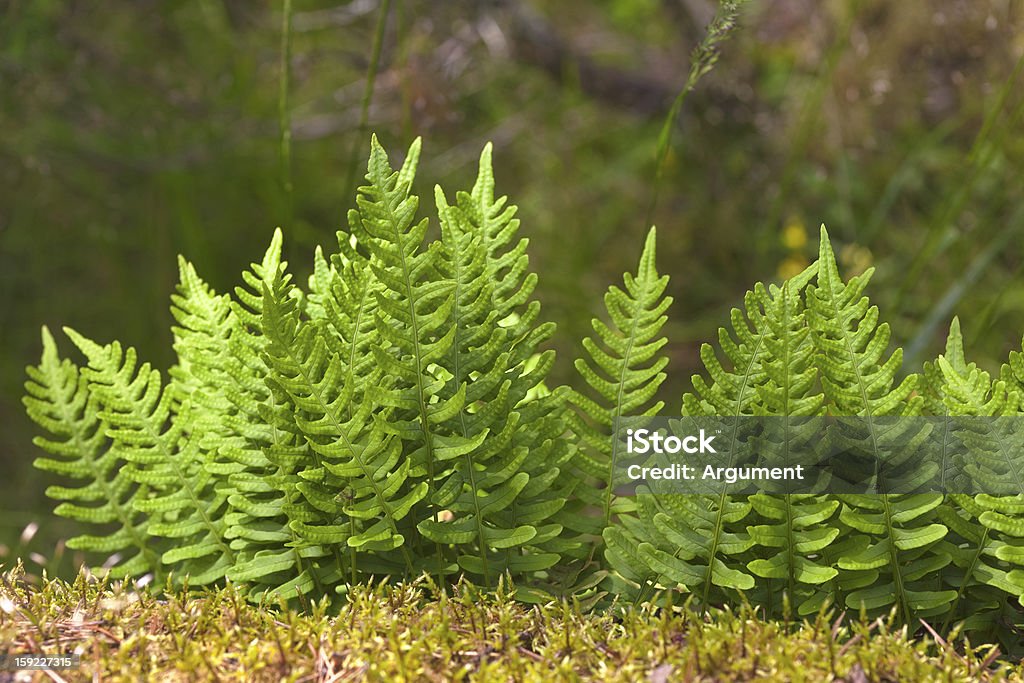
[778,255,809,280]
[781,218,807,250]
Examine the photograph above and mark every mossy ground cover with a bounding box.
[0,567,1019,682]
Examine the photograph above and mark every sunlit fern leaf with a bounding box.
[304,246,336,322]
[925,318,1017,418]
[922,316,970,415]
[350,136,476,576]
[260,266,426,581]
[741,277,839,618]
[413,182,572,588]
[808,225,954,624]
[323,230,383,417]
[62,328,235,587]
[204,233,339,600]
[24,327,162,580]
[455,141,577,584]
[569,227,670,542]
[169,257,233,406]
[454,143,553,365]
[926,319,1024,633]
[806,226,918,417]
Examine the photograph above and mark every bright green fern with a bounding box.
[20,141,1024,640]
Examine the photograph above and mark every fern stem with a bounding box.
[378,186,446,582]
[448,235,492,586]
[941,526,988,635]
[778,285,799,607]
[699,313,767,610]
[879,494,911,625]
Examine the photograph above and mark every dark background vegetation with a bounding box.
[2,0,1022,568]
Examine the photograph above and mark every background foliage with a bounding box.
[2,0,1024,569]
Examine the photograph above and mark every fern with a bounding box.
[352,139,459,492]
[428,189,568,585]
[260,266,422,583]
[68,328,236,586]
[807,227,955,623]
[603,269,820,608]
[743,277,838,618]
[23,328,162,580]
[210,233,336,599]
[569,226,671,534]
[168,257,233,407]
[449,147,577,587]
[925,319,1024,634]
[21,139,1024,634]
[598,228,1022,627]
[350,138,571,587]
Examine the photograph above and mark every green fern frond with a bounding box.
[202,234,337,599]
[569,227,671,536]
[63,328,235,587]
[923,318,1017,417]
[260,266,424,579]
[454,143,553,363]
[655,269,824,609]
[24,327,162,580]
[808,226,953,624]
[924,319,1024,633]
[316,233,382,419]
[605,265,817,607]
[169,257,234,407]
[456,143,577,583]
[741,277,838,618]
[419,170,572,588]
[350,137,495,580]
[806,226,917,417]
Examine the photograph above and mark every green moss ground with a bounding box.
[0,566,1020,682]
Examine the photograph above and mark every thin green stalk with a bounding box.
[894,49,1024,309]
[395,0,414,142]
[278,0,294,228]
[645,0,748,227]
[902,204,1024,368]
[760,0,858,244]
[343,0,393,203]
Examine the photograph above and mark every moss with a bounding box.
[0,566,1020,682]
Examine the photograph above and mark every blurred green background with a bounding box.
[2,0,1023,571]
